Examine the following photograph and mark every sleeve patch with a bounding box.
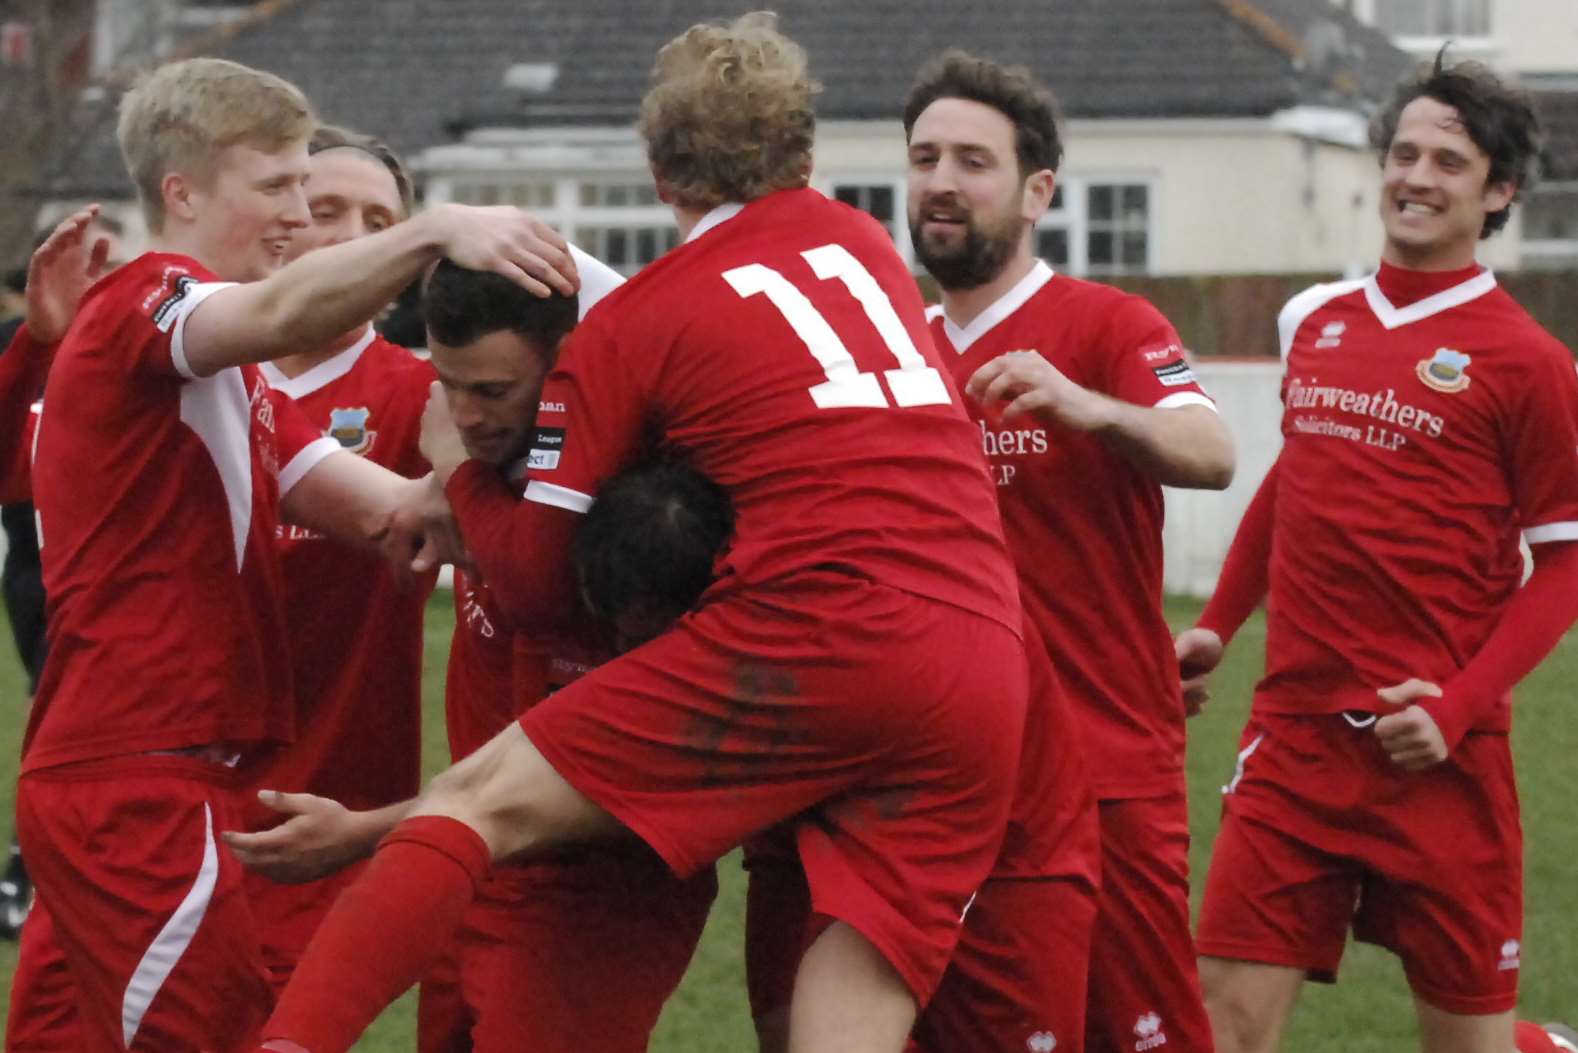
[1152,359,1198,387]
[527,426,566,471]
[149,274,199,333]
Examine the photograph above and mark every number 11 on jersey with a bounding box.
[723,244,953,410]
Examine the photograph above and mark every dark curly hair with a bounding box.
[903,50,1063,177]
[1368,48,1541,238]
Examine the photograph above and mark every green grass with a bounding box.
[0,595,1573,1047]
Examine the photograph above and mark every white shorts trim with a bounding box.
[122,803,219,1048]
[1524,521,1578,545]
[1222,733,1265,795]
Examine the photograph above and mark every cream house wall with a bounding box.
[1491,0,1578,75]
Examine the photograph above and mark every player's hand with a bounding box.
[420,381,469,484]
[1175,627,1225,717]
[386,471,466,577]
[965,350,1115,431]
[221,791,373,884]
[25,204,114,343]
[1374,679,1449,771]
[425,203,578,298]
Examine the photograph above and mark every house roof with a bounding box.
[46,0,1414,198]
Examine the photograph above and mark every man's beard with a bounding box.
[910,209,1020,291]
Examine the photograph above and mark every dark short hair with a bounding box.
[574,456,734,627]
[421,259,578,355]
[903,50,1063,176]
[309,123,416,216]
[1368,49,1541,237]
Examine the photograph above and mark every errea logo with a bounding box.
[1315,321,1346,349]
[1026,1032,1057,1052]
[1134,1012,1167,1051]
[1499,939,1521,972]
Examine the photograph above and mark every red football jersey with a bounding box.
[26,253,339,771]
[508,188,1018,636]
[446,568,529,762]
[1258,265,1578,727]
[252,330,435,810]
[931,262,1215,797]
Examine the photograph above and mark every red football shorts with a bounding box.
[14,758,272,1052]
[6,899,80,1051]
[245,862,365,997]
[1197,713,1522,1015]
[415,849,716,1053]
[1084,788,1214,1053]
[519,574,1027,1005]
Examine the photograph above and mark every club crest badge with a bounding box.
[327,406,376,455]
[1416,348,1471,394]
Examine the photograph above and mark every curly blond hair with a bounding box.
[638,11,819,210]
[118,58,316,232]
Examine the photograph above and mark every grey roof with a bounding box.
[47,0,1414,198]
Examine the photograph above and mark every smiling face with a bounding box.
[288,147,406,261]
[428,329,554,467]
[1379,95,1515,271]
[179,139,312,281]
[905,97,1052,291]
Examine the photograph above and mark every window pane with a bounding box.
[637,185,659,207]
[606,228,628,265]
[579,184,598,207]
[607,185,630,207]
[1523,189,1578,242]
[1049,185,1064,211]
[1088,230,1114,265]
[868,186,894,223]
[1088,185,1114,222]
[1035,227,1070,266]
[636,228,658,264]
[1120,184,1148,221]
[1121,231,1148,266]
[664,228,681,252]
[1374,0,1488,35]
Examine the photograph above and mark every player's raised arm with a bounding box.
[179,204,578,378]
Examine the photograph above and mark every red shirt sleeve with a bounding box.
[1506,344,1578,544]
[1197,458,1277,645]
[0,325,49,503]
[268,385,341,495]
[117,258,234,380]
[1096,296,1214,412]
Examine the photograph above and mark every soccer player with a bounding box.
[12,56,575,1053]
[1178,54,1578,1053]
[228,259,706,1053]
[905,51,1233,1053]
[254,14,1027,1053]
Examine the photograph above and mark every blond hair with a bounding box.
[118,58,316,232]
[638,11,819,210]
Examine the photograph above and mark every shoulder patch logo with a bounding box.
[327,406,376,455]
[1416,348,1472,393]
[150,273,198,333]
[1314,321,1346,349]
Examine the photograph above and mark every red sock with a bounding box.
[259,816,490,1053]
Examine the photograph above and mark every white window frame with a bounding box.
[1035,174,1160,277]
[1519,180,1578,270]
[818,174,911,261]
[1347,0,1495,56]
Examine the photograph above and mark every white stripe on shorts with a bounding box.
[122,803,219,1048]
[1222,733,1265,796]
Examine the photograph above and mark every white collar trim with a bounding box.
[1361,269,1497,330]
[259,325,377,398]
[938,260,1056,353]
[686,202,745,243]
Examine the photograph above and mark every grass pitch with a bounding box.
[0,596,1572,1048]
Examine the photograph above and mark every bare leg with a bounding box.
[413,722,628,859]
[1415,998,1514,1053]
[787,921,915,1053]
[1199,956,1305,1053]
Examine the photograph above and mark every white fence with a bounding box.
[1162,360,1284,597]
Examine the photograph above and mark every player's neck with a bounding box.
[1379,236,1478,275]
[272,326,369,379]
[937,253,1039,329]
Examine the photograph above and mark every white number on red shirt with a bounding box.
[723,244,952,410]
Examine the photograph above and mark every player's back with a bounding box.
[537,188,1018,631]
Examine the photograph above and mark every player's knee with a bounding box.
[1200,960,1290,1053]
